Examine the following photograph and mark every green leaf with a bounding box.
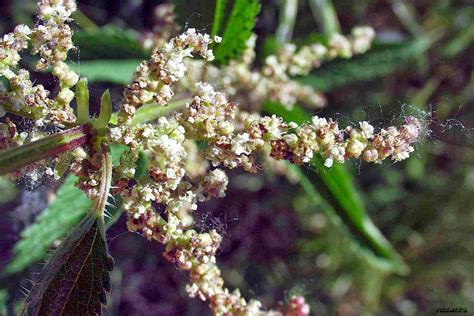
[68,59,141,84]
[134,151,149,181]
[72,26,148,60]
[21,214,113,315]
[442,20,474,58]
[110,144,129,166]
[214,0,261,64]
[3,175,92,275]
[263,101,409,275]
[75,78,90,123]
[95,90,113,130]
[299,36,435,91]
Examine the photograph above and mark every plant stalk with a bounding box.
[308,0,341,36]
[93,145,112,217]
[0,125,91,175]
[276,0,298,44]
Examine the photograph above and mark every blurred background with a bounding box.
[0,0,473,315]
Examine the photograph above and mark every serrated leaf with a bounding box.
[3,176,92,275]
[263,101,409,274]
[21,214,113,315]
[72,26,148,60]
[299,36,435,91]
[214,0,261,64]
[68,60,141,84]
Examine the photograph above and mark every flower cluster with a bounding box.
[183,26,375,110]
[1,1,422,314]
[118,28,221,123]
[140,3,180,53]
[0,117,27,150]
[32,0,77,70]
[176,82,421,172]
[96,23,417,311]
[0,0,78,129]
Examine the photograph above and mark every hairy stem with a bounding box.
[92,145,112,217]
[0,125,91,175]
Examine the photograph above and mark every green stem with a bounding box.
[276,0,298,44]
[72,9,99,32]
[0,125,91,175]
[211,0,228,37]
[110,98,191,125]
[391,0,424,37]
[308,0,341,36]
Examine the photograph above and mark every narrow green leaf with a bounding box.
[263,101,409,274]
[75,77,90,123]
[442,20,474,58]
[299,36,436,91]
[3,175,92,275]
[96,90,112,130]
[21,214,113,315]
[72,26,148,60]
[68,60,141,84]
[214,0,261,64]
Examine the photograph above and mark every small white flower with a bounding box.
[359,121,374,139]
[324,158,333,168]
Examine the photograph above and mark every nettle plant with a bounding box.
[0,0,425,315]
